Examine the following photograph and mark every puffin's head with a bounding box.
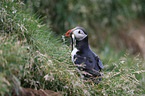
[65,27,88,41]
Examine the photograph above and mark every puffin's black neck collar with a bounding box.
[76,36,89,51]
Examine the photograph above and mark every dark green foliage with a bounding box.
[23,0,145,32]
[22,0,145,52]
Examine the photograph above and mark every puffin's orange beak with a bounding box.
[65,29,73,37]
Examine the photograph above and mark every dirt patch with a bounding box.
[11,87,63,96]
[128,22,145,58]
[109,21,145,58]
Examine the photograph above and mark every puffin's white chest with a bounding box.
[71,47,79,63]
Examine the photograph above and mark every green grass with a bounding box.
[0,0,145,96]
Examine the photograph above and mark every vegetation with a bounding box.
[0,0,145,96]
[23,0,145,51]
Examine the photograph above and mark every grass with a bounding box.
[0,0,145,96]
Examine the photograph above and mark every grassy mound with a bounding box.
[0,0,145,95]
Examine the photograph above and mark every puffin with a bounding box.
[65,27,103,83]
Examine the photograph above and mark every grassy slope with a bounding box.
[0,0,145,96]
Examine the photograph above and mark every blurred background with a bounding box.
[23,0,145,58]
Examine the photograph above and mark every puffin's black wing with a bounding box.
[74,50,103,83]
[96,56,103,70]
[91,51,103,70]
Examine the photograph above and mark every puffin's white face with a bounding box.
[73,29,87,41]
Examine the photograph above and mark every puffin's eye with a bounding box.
[78,31,81,34]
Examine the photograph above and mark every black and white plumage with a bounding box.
[65,27,103,83]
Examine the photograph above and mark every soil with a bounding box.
[11,87,63,96]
